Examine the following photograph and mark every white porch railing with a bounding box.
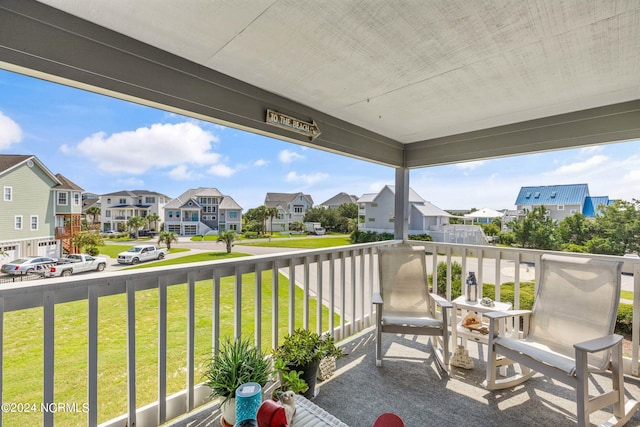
[0,240,638,427]
[0,241,394,427]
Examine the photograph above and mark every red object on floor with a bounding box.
[373,412,405,427]
[256,399,288,427]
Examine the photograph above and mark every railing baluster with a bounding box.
[340,251,346,340]
[446,248,452,300]
[126,281,136,427]
[359,249,365,331]
[255,265,262,348]
[303,256,310,330]
[272,260,279,348]
[477,249,484,297]
[158,277,167,424]
[213,271,221,353]
[350,250,356,335]
[186,272,195,412]
[234,268,242,339]
[633,267,640,376]
[513,253,521,310]
[494,251,501,301]
[329,253,336,337]
[316,255,323,336]
[43,291,54,427]
[288,259,295,335]
[88,288,98,427]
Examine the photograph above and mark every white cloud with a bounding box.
[74,122,220,174]
[168,165,196,180]
[285,171,329,185]
[278,149,304,163]
[0,111,22,149]
[208,163,235,177]
[59,144,71,154]
[580,145,604,154]
[455,160,485,170]
[551,155,608,175]
[254,158,268,167]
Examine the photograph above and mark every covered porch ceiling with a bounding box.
[1,0,640,169]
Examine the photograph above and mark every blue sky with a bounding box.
[1,69,639,211]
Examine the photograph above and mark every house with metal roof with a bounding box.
[163,188,242,236]
[515,184,613,221]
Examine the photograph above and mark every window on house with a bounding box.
[371,203,378,207]
[145,196,155,203]
[3,186,12,201]
[294,205,303,213]
[525,192,531,198]
[15,215,22,230]
[30,215,38,230]
[119,198,126,204]
[570,209,577,214]
[176,211,180,218]
[534,192,540,198]
[168,210,173,218]
[74,193,80,205]
[229,211,238,219]
[58,192,68,205]
[368,218,375,222]
[106,198,111,204]
[557,205,564,210]
[105,210,111,217]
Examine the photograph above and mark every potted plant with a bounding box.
[203,337,272,426]
[272,329,343,399]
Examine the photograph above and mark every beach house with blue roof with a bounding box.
[515,184,613,221]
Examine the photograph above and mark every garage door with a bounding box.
[1,245,18,262]
[38,240,58,257]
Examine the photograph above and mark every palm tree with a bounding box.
[127,216,147,239]
[146,213,161,231]
[255,205,269,236]
[217,230,237,253]
[157,231,178,250]
[267,207,279,235]
[86,205,101,230]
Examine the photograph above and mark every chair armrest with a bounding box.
[429,293,453,309]
[574,334,622,353]
[373,292,383,305]
[484,310,532,320]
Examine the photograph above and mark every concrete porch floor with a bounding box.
[167,328,640,427]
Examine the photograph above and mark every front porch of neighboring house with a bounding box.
[55,213,82,254]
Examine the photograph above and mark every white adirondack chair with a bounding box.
[485,254,638,426]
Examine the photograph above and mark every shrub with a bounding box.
[349,230,394,243]
[617,303,633,335]
[409,234,433,241]
[434,261,462,297]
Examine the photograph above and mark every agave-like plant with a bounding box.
[203,337,272,404]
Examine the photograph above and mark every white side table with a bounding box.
[450,296,512,370]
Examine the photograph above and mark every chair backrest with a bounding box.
[377,246,432,317]
[529,254,622,370]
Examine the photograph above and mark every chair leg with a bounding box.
[604,340,640,426]
[575,347,589,427]
[376,311,382,367]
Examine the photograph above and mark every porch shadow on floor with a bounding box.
[167,328,640,427]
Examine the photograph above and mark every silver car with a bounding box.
[0,256,58,275]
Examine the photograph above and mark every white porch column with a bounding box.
[394,167,409,241]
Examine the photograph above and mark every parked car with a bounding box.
[117,245,167,265]
[42,254,108,278]
[1,256,58,275]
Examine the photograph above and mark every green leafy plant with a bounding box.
[271,359,308,400]
[272,329,343,367]
[202,337,272,404]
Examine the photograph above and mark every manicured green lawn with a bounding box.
[238,236,351,249]
[2,254,338,426]
[125,251,250,269]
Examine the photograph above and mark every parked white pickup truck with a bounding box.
[43,254,108,277]
[117,244,167,265]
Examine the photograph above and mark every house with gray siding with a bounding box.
[358,185,487,244]
[0,154,83,260]
[264,192,314,231]
[163,188,242,236]
[319,192,358,209]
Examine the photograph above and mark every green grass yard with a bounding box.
[237,236,351,249]
[3,262,338,426]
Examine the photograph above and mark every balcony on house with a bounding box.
[1,241,640,427]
